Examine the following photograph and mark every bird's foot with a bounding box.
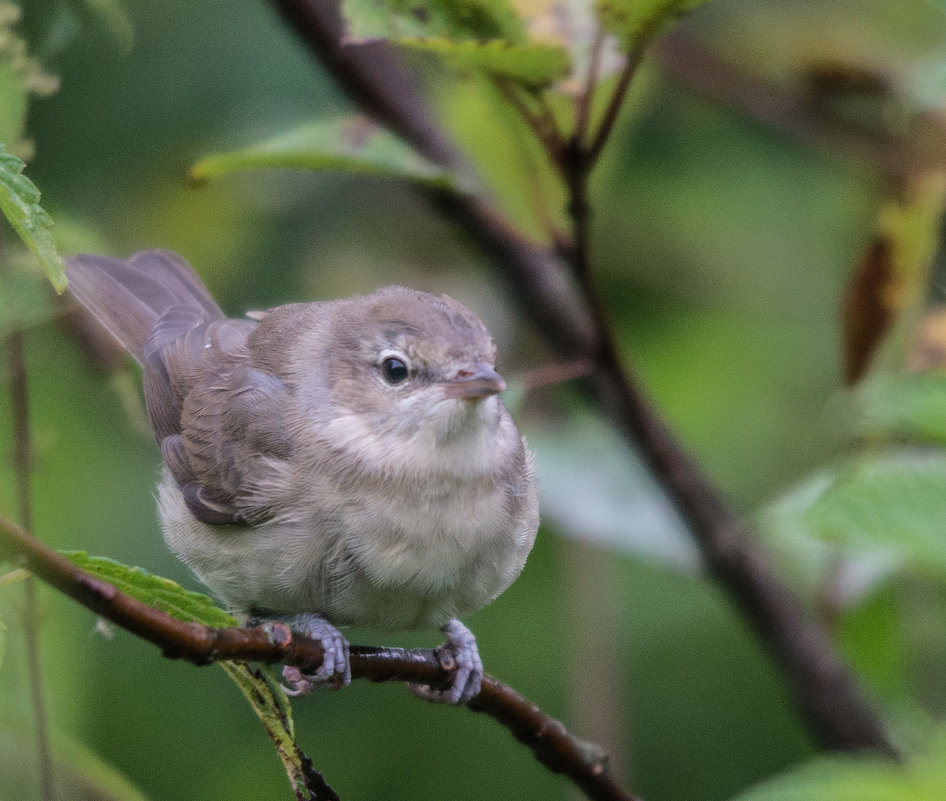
[279,614,351,696]
[408,619,483,705]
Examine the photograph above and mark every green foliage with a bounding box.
[0,144,66,291]
[342,0,569,86]
[0,721,151,801]
[61,553,315,797]
[190,117,460,189]
[803,449,946,578]
[595,0,713,51]
[63,551,237,627]
[856,373,946,446]
[729,730,946,801]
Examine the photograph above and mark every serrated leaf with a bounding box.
[596,0,712,51]
[190,117,459,189]
[803,449,946,579]
[857,373,946,446]
[62,551,236,627]
[0,144,66,292]
[729,730,946,801]
[404,37,569,86]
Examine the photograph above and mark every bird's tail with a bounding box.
[66,250,225,364]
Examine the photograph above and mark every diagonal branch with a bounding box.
[0,512,640,801]
[265,0,897,756]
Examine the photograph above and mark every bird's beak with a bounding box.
[442,364,507,400]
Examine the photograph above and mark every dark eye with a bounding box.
[381,356,410,385]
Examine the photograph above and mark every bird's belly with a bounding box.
[158,473,517,631]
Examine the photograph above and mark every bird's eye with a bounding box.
[381,356,410,385]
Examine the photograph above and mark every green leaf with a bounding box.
[729,730,946,801]
[341,0,569,86]
[344,0,526,44]
[58,555,324,799]
[76,0,135,53]
[190,117,459,189]
[0,719,151,801]
[0,144,66,292]
[404,37,570,87]
[596,0,713,51]
[803,449,946,579]
[856,372,946,446]
[62,551,236,627]
[218,663,335,800]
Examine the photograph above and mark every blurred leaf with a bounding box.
[0,255,56,339]
[525,413,697,568]
[0,144,66,291]
[405,37,569,86]
[344,0,526,44]
[75,0,134,53]
[804,449,946,579]
[856,372,946,446]
[842,237,895,385]
[595,0,713,51]
[342,0,569,85]
[729,730,946,801]
[0,720,151,801]
[62,551,237,627]
[0,2,59,149]
[190,116,459,189]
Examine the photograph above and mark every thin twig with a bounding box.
[493,79,567,167]
[6,320,58,800]
[586,49,645,167]
[0,512,639,801]
[574,25,606,148]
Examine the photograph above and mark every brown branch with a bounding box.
[265,0,897,756]
[0,512,638,801]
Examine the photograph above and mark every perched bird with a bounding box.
[66,250,539,703]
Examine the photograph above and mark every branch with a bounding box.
[266,0,896,756]
[0,512,639,801]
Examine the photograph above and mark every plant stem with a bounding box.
[6,325,58,801]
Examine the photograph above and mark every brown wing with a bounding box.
[145,312,293,525]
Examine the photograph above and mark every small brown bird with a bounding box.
[67,250,539,703]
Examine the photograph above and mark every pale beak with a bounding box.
[442,364,506,400]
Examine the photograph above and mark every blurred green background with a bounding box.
[3,0,945,800]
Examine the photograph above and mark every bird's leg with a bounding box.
[270,613,351,696]
[408,618,483,705]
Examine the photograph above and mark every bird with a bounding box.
[66,249,539,704]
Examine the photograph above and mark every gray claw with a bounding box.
[409,619,483,705]
[281,614,351,696]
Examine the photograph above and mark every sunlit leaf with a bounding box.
[729,729,946,801]
[595,0,713,51]
[0,144,66,292]
[190,117,459,189]
[62,551,236,627]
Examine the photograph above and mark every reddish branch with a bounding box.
[266,0,896,755]
[0,512,639,801]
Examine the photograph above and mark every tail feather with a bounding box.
[66,250,224,363]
